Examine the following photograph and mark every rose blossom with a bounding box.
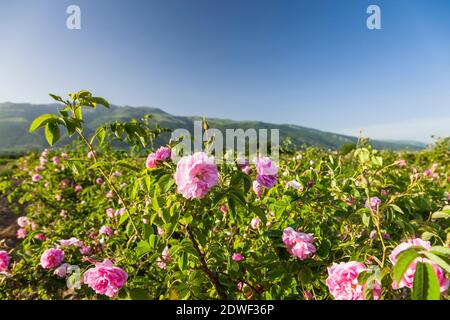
[17,228,27,239]
[326,261,380,300]
[96,178,104,185]
[83,259,128,297]
[59,237,84,247]
[99,226,113,237]
[61,152,69,160]
[17,216,30,228]
[40,248,64,269]
[55,194,62,201]
[251,217,261,230]
[232,253,244,262]
[106,190,114,199]
[80,245,93,256]
[74,185,83,192]
[219,204,228,214]
[54,263,70,278]
[87,151,96,159]
[365,197,381,211]
[394,159,407,168]
[389,238,449,292]
[254,157,278,188]
[32,174,42,182]
[34,233,47,241]
[0,251,10,272]
[252,180,263,198]
[174,152,219,199]
[146,146,172,169]
[282,227,316,260]
[156,246,171,270]
[106,208,115,218]
[157,227,165,237]
[52,156,60,165]
[41,149,49,158]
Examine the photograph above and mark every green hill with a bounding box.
[0,102,426,154]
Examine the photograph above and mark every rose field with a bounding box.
[0,91,449,300]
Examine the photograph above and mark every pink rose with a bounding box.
[41,149,49,158]
[106,208,115,218]
[55,194,62,201]
[60,210,67,218]
[61,152,69,160]
[282,227,316,260]
[34,233,47,241]
[219,204,228,214]
[394,159,407,168]
[54,263,70,278]
[87,151,96,159]
[74,185,83,192]
[146,146,172,169]
[99,226,113,237]
[52,156,60,165]
[326,261,380,300]
[173,152,219,199]
[59,237,84,247]
[96,178,104,185]
[40,248,64,269]
[0,250,10,272]
[157,227,165,237]
[32,174,42,182]
[83,259,128,297]
[254,157,278,189]
[156,246,170,270]
[251,217,261,230]
[80,245,93,256]
[17,228,27,239]
[252,180,263,198]
[17,216,30,228]
[106,190,114,199]
[389,238,449,292]
[232,253,244,262]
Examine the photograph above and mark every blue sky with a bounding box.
[0,0,449,142]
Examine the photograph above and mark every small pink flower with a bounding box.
[87,151,96,159]
[174,152,219,199]
[59,237,84,247]
[54,263,69,278]
[34,233,46,241]
[252,180,263,198]
[251,217,261,230]
[17,228,27,239]
[219,204,228,214]
[431,163,439,170]
[17,216,30,228]
[106,208,115,218]
[282,227,316,260]
[423,169,432,177]
[40,248,64,269]
[39,157,47,166]
[286,180,302,190]
[96,178,104,185]
[41,149,49,158]
[44,182,50,189]
[55,194,62,201]
[61,152,69,160]
[113,171,121,177]
[232,253,244,262]
[146,147,172,169]
[52,156,60,165]
[32,174,42,182]
[30,222,37,230]
[80,245,93,256]
[142,218,149,224]
[254,157,278,189]
[60,179,70,188]
[115,208,125,217]
[0,251,10,272]
[60,209,67,218]
[157,227,165,237]
[99,226,113,237]
[106,190,114,199]
[365,197,381,211]
[83,259,128,297]
[394,159,407,168]
[156,246,170,270]
[74,185,83,192]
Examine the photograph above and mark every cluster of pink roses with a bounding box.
[146,146,172,169]
[282,227,316,260]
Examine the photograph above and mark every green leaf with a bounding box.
[44,122,60,146]
[430,246,450,257]
[95,127,106,145]
[421,251,450,274]
[393,248,421,285]
[431,211,450,220]
[29,114,58,132]
[136,241,151,257]
[91,96,110,108]
[412,262,440,300]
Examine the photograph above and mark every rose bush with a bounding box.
[0,90,449,300]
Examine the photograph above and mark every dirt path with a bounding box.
[0,196,19,248]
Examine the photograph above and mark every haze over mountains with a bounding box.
[0,102,427,154]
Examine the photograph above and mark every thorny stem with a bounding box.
[76,129,143,241]
[186,224,227,300]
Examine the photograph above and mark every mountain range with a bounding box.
[0,102,427,154]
